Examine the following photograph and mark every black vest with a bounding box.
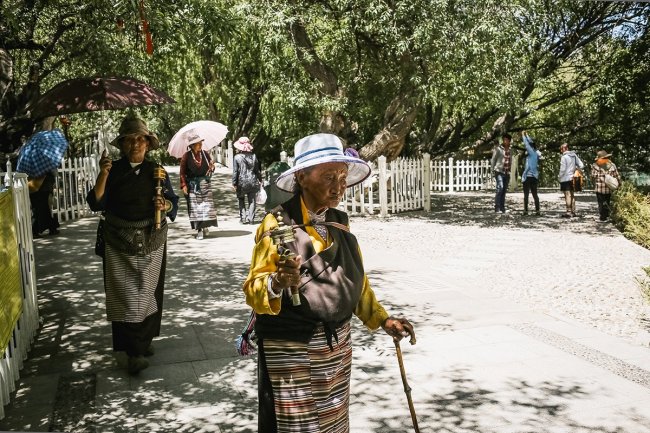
[255,194,365,343]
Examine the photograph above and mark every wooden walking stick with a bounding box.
[394,334,420,433]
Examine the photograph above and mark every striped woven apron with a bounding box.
[187,177,217,225]
[262,322,352,433]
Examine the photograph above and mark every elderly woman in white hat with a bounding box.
[242,133,415,432]
[87,115,179,375]
[179,130,218,239]
[232,136,262,224]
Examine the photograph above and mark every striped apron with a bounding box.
[187,176,218,229]
[260,322,352,433]
[103,215,166,322]
[104,243,163,322]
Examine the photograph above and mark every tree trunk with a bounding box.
[473,112,515,153]
[0,50,37,154]
[288,19,358,142]
[232,85,267,139]
[422,102,443,146]
[289,20,339,97]
[359,91,419,161]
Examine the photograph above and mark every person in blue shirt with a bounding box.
[520,131,542,216]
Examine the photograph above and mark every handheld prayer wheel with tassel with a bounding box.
[270,212,301,306]
[153,165,167,230]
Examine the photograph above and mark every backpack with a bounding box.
[572,154,584,191]
[572,170,584,192]
[236,154,260,193]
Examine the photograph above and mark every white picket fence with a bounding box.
[431,157,494,192]
[0,164,40,420]
[53,156,101,222]
[339,155,493,216]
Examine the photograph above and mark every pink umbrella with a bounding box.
[167,121,229,158]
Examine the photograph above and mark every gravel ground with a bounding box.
[351,190,650,346]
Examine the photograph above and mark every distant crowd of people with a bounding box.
[491,131,621,221]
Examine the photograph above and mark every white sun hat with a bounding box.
[185,129,203,145]
[275,133,371,192]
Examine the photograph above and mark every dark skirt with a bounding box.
[30,189,59,234]
[105,244,166,357]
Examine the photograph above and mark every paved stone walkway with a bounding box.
[1,166,649,432]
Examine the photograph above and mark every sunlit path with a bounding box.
[1,166,649,432]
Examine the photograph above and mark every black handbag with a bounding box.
[94,213,105,258]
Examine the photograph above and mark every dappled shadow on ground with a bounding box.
[348,354,650,433]
[0,169,260,431]
[1,171,645,432]
[364,269,455,334]
[400,191,622,236]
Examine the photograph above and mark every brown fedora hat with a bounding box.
[595,150,612,161]
[110,117,160,149]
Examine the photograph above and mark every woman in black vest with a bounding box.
[242,133,415,433]
[87,116,179,375]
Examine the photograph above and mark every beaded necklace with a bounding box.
[191,150,203,166]
[307,208,328,240]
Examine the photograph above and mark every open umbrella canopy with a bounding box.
[30,76,175,118]
[16,129,69,177]
[167,121,229,158]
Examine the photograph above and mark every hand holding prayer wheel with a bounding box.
[270,253,303,297]
[153,165,167,229]
[270,212,302,305]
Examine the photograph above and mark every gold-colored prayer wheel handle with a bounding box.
[270,212,300,306]
[271,213,296,246]
[153,166,166,180]
[153,165,166,229]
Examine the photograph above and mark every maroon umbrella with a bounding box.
[30,76,175,118]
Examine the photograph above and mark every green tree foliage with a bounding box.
[0,0,648,170]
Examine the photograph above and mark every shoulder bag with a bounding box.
[604,172,619,190]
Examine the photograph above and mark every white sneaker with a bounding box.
[202,227,209,236]
[196,231,204,240]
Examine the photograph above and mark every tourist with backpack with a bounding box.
[558,143,585,218]
[232,136,262,224]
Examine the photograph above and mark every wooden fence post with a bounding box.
[448,157,454,192]
[423,153,431,211]
[378,155,388,217]
[227,140,234,169]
